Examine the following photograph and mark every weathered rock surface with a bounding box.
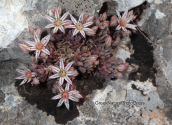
[0,0,172,125]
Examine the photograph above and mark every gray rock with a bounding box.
[0,0,172,124]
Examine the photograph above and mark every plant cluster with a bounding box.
[16,6,136,110]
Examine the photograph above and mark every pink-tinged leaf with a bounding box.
[15,75,25,79]
[67,70,79,76]
[126,15,134,23]
[96,19,100,26]
[64,99,69,110]
[80,30,85,38]
[45,15,55,22]
[57,98,64,107]
[88,55,98,62]
[103,21,109,28]
[17,43,29,53]
[34,32,40,43]
[29,26,34,35]
[16,69,25,74]
[116,72,123,78]
[42,48,50,55]
[73,70,79,76]
[122,27,127,31]
[92,26,99,32]
[126,24,137,30]
[55,8,59,19]
[61,11,69,21]
[90,55,98,60]
[36,27,42,39]
[69,90,79,95]
[85,32,94,36]
[60,58,64,69]
[94,60,99,65]
[27,78,31,83]
[49,73,60,79]
[127,10,133,17]
[19,79,27,86]
[84,28,95,36]
[29,47,36,51]
[41,35,50,46]
[25,41,35,47]
[74,93,83,98]
[110,19,118,27]
[112,38,121,46]
[68,95,79,102]
[86,15,95,22]
[51,66,60,72]
[65,83,70,91]
[105,35,112,48]
[35,50,40,61]
[53,27,58,34]
[51,7,55,15]
[59,77,64,86]
[121,10,128,20]
[73,29,79,36]
[51,94,61,100]
[79,13,84,22]
[65,25,75,29]
[111,15,118,21]
[70,14,77,25]
[45,24,55,29]
[67,71,78,76]
[83,22,93,27]
[64,76,72,85]
[65,61,74,71]
[21,64,29,71]
[83,13,89,20]
[127,66,134,72]
[116,10,121,18]
[62,20,72,25]
[132,16,137,21]
[117,64,127,71]
[59,86,64,93]
[116,25,121,30]
[102,12,107,21]
[86,31,96,36]
[59,26,65,33]
[31,55,36,63]
[57,5,62,16]
[31,72,37,77]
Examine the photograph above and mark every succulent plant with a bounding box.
[16,5,136,110]
[45,6,71,34]
[25,32,51,61]
[66,14,95,38]
[116,10,137,31]
[51,83,83,110]
[16,65,36,86]
[35,64,51,82]
[66,29,85,50]
[98,57,133,79]
[92,28,110,44]
[45,42,59,63]
[49,58,78,86]
[91,44,111,64]
[74,50,99,74]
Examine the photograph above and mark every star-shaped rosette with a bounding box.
[25,32,50,61]
[49,58,78,86]
[16,65,36,86]
[45,8,70,34]
[51,83,83,110]
[116,10,137,31]
[66,13,95,38]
